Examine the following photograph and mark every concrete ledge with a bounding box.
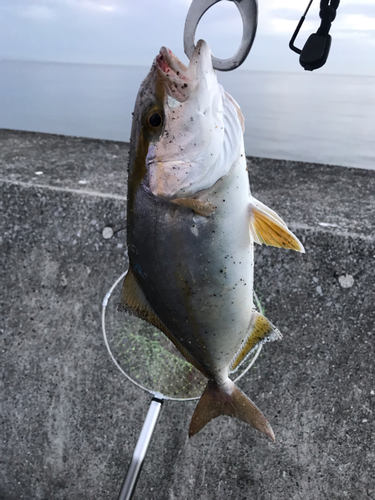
[1,129,374,499]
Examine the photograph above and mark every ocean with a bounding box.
[0,60,374,169]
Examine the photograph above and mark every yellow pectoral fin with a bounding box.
[230,312,282,372]
[172,198,217,217]
[249,199,305,253]
[121,267,209,377]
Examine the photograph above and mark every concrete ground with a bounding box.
[1,129,374,500]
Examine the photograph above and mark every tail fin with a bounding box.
[189,379,275,441]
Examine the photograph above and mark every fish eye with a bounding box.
[148,112,162,128]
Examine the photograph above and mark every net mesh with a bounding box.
[103,273,262,400]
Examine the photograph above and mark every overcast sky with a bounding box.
[0,0,374,74]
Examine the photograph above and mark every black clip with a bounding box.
[299,33,331,71]
[289,0,339,71]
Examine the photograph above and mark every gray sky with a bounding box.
[0,0,374,74]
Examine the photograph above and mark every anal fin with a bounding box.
[249,198,305,252]
[121,267,209,377]
[230,312,282,372]
[189,378,275,441]
[172,198,216,217]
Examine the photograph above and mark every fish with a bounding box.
[122,40,304,440]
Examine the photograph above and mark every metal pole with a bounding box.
[117,397,163,500]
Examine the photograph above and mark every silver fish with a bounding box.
[122,40,304,440]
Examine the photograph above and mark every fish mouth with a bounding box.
[156,40,212,102]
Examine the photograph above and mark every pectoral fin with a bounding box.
[189,378,274,441]
[230,312,282,372]
[249,198,305,252]
[121,267,209,377]
[172,198,217,217]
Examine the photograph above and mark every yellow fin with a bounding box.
[172,198,217,217]
[121,267,209,377]
[189,378,274,441]
[249,199,305,252]
[230,312,282,372]
[250,198,287,227]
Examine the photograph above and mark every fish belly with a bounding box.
[128,158,253,377]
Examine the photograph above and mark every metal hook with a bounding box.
[184,0,258,72]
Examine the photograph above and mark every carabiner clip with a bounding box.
[289,0,339,71]
[184,0,258,71]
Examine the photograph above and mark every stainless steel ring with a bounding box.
[184,0,258,71]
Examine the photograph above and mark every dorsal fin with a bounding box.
[121,267,209,377]
[172,198,217,216]
[230,312,282,372]
[249,198,305,253]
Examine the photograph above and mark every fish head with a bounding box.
[129,40,244,200]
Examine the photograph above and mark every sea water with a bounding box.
[0,60,374,169]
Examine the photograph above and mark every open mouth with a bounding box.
[156,47,187,77]
[155,40,211,102]
[156,47,191,102]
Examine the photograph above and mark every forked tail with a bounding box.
[189,378,275,440]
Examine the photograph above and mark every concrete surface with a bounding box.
[1,129,374,500]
